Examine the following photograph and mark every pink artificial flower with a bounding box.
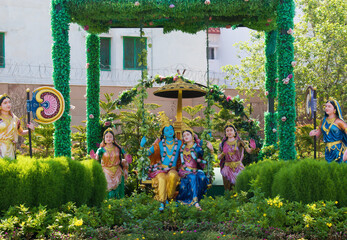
[205,0,211,5]
[209,17,212,21]
[149,21,153,26]
[86,63,90,69]
[275,78,279,83]
[105,121,111,126]
[169,4,175,8]
[281,116,287,122]
[267,19,272,22]
[173,76,178,81]
[89,114,94,119]
[226,25,231,29]
[210,89,214,93]
[288,74,293,79]
[87,48,90,52]
[84,25,89,31]
[287,28,294,35]
[248,119,253,123]
[244,0,249,1]
[272,128,277,133]
[265,91,269,96]
[134,1,140,6]
[226,96,232,102]
[291,61,297,67]
[282,78,290,84]
[266,23,270,26]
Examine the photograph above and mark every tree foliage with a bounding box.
[222,0,346,120]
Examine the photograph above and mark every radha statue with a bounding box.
[309,98,347,163]
[176,124,213,210]
[94,128,132,199]
[140,112,182,211]
[0,94,34,160]
[218,122,254,190]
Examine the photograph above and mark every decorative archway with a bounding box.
[51,0,296,161]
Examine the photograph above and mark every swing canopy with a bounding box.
[65,0,279,34]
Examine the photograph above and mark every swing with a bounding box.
[139,25,215,190]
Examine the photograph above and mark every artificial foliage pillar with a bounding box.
[51,0,71,157]
[277,0,296,160]
[86,34,101,153]
[264,30,278,147]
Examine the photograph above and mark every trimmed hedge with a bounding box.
[235,159,347,206]
[0,156,106,211]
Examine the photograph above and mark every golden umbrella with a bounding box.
[153,77,206,139]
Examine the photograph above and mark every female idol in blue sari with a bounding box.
[310,98,347,163]
[176,126,213,210]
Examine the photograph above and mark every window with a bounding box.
[100,37,111,71]
[0,33,4,68]
[208,47,216,60]
[123,37,147,70]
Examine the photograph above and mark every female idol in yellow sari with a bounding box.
[0,94,34,160]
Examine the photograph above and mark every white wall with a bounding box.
[0,0,208,87]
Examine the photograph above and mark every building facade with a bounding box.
[0,0,265,127]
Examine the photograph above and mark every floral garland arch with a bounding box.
[51,0,296,162]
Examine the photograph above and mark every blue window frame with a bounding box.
[100,37,111,71]
[123,37,147,70]
[0,33,4,68]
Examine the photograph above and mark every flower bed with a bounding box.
[0,190,346,239]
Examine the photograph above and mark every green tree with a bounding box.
[182,104,205,128]
[22,124,54,158]
[71,125,87,160]
[222,0,347,120]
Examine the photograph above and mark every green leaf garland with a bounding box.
[51,0,72,157]
[86,34,101,153]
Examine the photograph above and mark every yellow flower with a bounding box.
[335,201,338,204]
[233,193,238,197]
[108,204,111,209]
[305,224,309,228]
[236,210,239,213]
[74,219,83,226]
[181,231,184,234]
[326,223,332,228]
[173,232,176,235]
[142,237,145,239]
[263,213,266,217]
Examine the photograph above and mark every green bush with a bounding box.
[235,160,286,197]
[0,156,106,211]
[274,159,336,204]
[236,159,347,206]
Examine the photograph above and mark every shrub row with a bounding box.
[0,156,106,211]
[235,159,347,206]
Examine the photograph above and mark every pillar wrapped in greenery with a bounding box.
[277,0,296,160]
[51,0,71,157]
[264,30,278,147]
[86,34,101,153]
